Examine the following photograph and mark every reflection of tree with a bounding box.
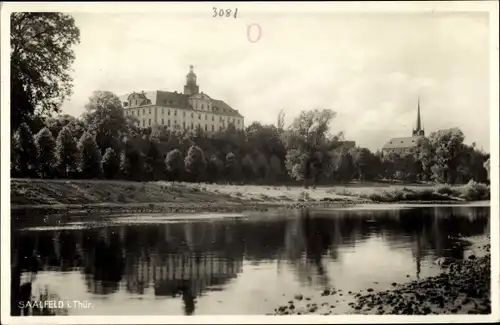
[11,205,490,315]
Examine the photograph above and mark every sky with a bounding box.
[60,10,491,152]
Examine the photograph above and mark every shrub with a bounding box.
[459,180,490,201]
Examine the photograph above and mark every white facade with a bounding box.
[120,66,244,134]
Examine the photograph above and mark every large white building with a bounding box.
[120,65,244,134]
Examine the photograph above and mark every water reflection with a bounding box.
[11,205,489,315]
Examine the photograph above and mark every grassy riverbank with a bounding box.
[273,242,491,315]
[10,179,489,215]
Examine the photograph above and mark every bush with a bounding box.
[434,184,455,196]
[459,180,490,201]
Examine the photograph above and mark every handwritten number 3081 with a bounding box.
[213,7,238,18]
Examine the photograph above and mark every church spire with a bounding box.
[412,96,425,137]
[416,96,422,131]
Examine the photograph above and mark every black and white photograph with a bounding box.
[1,1,498,324]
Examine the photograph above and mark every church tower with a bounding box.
[412,97,425,136]
[183,65,200,95]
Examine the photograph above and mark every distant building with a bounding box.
[120,65,244,134]
[382,98,426,155]
[336,141,356,150]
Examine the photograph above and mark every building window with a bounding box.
[168,110,170,116]
[143,108,145,115]
[142,120,145,127]
[183,111,186,117]
[138,110,140,117]
[205,114,207,120]
[205,125,207,131]
[237,119,240,124]
[191,123,194,130]
[174,110,177,116]
[149,107,151,114]
[198,123,201,129]
[168,120,171,126]
[220,116,223,121]
[219,125,223,131]
[191,113,194,118]
[161,118,164,125]
[132,111,135,116]
[212,116,214,121]
[198,114,201,120]
[149,119,151,126]
[212,125,214,132]
[201,104,204,109]
[183,121,186,128]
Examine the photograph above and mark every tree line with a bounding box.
[11,91,489,187]
[10,13,490,188]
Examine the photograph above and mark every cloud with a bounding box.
[61,12,490,152]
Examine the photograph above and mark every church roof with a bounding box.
[382,135,424,150]
[119,90,243,117]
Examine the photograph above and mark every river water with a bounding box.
[11,204,490,315]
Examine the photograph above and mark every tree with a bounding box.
[241,154,257,181]
[77,132,102,178]
[254,151,270,180]
[12,123,38,177]
[225,152,241,183]
[331,149,356,183]
[184,146,207,181]
[165,149,184,181]
[34,127,56,178]
[284,109,339,188]
[83,91,129,154]
[101,148,120,179]
[144,136,164,181]
[207,155,224,183]
[11,136,20,177]
[269,154,284,182]
[415,137,435,182]
[120,139,144,181]
[46,114,86,140]
[277,109,286,132]
[350,147,380,181]
[428,128,465,183]
[484,158,490,181]
[55,125,79,178]
[10,13,80,131]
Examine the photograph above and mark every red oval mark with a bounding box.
[247,23,262,43]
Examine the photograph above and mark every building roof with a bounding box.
[337,141,356,150]
[382,135,424,150]
[119,90,243,117]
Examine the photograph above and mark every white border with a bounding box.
[1,1,499,324]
